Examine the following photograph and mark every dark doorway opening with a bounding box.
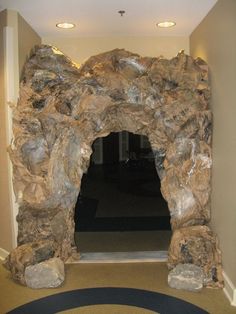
[74,132,171,252]
[103,132,119,164]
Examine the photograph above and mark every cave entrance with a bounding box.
[74,132,171,253]
[7,46,223,288]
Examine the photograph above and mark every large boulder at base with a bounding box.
[168,263,204,292]
[168,225,224,288]
[4,240,56,285]
[25,257,64,289]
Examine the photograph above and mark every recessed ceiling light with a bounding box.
[56,22,75,29]
[118,10,125,17]
[157,21,176,28]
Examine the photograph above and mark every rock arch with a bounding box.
[5,45,223,288]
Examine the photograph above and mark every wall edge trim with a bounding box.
[0,248,9,260]
[223,270,236,306]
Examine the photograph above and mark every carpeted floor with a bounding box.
[59,304,156,313]
[7,287,208,314]
[1,262,235,314]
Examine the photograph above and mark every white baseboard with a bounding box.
[223,270,236,306]
[0,248,9,261]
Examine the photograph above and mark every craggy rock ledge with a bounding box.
[4,45,223,288]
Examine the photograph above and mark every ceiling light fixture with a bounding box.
[56,22,75,29]
[118,10,125,17]
[157,21,176,28]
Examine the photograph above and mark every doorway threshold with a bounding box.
[67,251,168,264]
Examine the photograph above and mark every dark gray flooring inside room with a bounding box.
[74,162,171,252]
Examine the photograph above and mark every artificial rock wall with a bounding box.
[4,45,223,288]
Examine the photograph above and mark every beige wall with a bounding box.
[190,0,236,286]
[0,10,41,252]
[18,13,41,77]
[42,36,189,64]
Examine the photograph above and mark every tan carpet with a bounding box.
[0,262,235,314]
[59,305,157,313]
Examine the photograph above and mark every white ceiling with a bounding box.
[0,0,217,37]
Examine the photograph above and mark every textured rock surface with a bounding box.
[168,263,204,292]
[4,240,56,284]
[5,45,223,287]
[168,226,223,287]
[25,257,64,288]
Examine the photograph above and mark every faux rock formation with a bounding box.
[25,257,64,289]
[168,263,204,292]
[4,45,223,288]
[4,240,56,284]
[168,225,223,288]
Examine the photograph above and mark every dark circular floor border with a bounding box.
[7,287,208,314]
